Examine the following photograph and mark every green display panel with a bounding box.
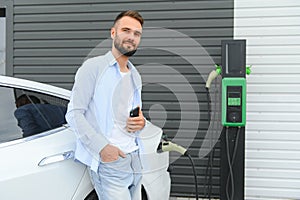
[222,78,246,127]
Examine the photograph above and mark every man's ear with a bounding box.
[111,27,115,39]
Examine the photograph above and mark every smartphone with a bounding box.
[129,107,139,117]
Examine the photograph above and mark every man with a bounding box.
[14,94,66,137]
[66,10,146,200]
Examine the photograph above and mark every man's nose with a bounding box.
[127,32,136,40]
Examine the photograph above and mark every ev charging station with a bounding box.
[158,39,249,200]
[206,39,249,200]
[220,40,248,200]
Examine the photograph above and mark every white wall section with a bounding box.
[235,0,300,199]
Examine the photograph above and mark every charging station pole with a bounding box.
[220,40,246,200]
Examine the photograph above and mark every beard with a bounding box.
[114,35,137,57]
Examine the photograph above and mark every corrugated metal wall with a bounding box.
[9,0,234,198]
[234,0,300,199]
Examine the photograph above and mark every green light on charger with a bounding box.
[228,98,241,106]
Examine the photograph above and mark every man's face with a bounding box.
[111,16,143,57]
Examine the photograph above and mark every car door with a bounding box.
[0,84,88,200]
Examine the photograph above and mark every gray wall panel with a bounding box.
[10,0,233,198]
[14,20,232,31]
[15,28,233,39]
[14,1,232,10]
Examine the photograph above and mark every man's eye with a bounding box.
[134,32,142,37]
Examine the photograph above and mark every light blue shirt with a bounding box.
[66,51,143,172]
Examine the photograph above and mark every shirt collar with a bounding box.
[104,51,117,66]
[105,51,136,72]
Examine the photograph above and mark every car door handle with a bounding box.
[38,151,74,167]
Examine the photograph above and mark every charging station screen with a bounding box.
[226,86,242,123]
[228,92,241,106]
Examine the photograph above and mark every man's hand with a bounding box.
[100,144,126,162]
[126,107,145,132]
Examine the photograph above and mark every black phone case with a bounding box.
[130,107,139,117]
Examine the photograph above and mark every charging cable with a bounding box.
[157,140,199,200]
[203,87,215,200]
[204,64,221,199]
[225,127,241,200]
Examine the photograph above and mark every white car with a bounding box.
[0,75,170,200]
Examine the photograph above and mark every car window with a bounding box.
[0,86,68,144]
[0,87,22,143]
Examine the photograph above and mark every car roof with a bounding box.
[0,75,71,100]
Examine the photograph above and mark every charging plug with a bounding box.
[157,141,188,156]
[206,64,221,89]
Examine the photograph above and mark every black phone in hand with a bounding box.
[130,107,139,117]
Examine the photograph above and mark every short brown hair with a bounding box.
[113,10,144,27]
